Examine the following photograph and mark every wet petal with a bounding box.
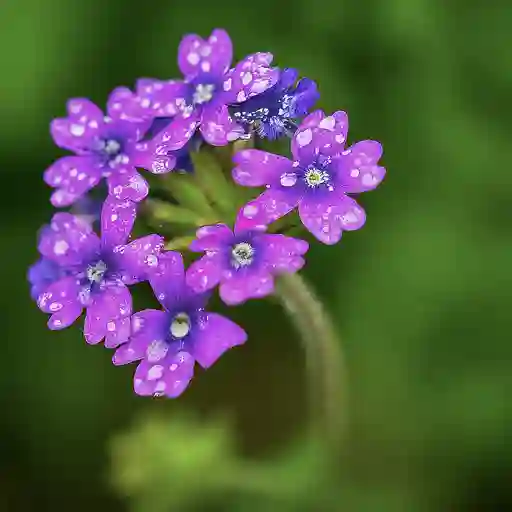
[222,53,279,104]
[112,310,168,365]
[232,149,294,187]
[84,283,132,344]
[38,212,100,267]
[50,98,105,152]
[137,79,189,118]
[100,197,137,250]
[44,156,103,207]
[186,253,224,293]
[115,234,164,284]
[189,224,233,252]
[134,351,194,398]
[106,86,147,122]
[156,111,200,151]
[334,140,385,193]
[313,111,349,156]
[200,104,244,146]
[298,194,366,245]
[127,140,176,174]
[37,276,81,314]
[259,234,309,273]
[148,251,187,311]
[107,168,149,202]
[178,29,232,78]
[234,188,302,232]
[219,271,274,305]
[192,312,246,368]
[291,110,326,163]
[47,301,83,330]
[28,257,65,300]
[104,316,132,348]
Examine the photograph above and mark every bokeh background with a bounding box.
[1,0,511,510]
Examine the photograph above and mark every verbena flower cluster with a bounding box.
[29,29,385,398]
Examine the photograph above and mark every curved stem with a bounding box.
[274,273,347,452]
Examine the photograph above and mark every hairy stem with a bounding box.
[275,273,347,452]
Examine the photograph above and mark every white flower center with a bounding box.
[86,260,107,283]
[231,242,254,268]
[170,312,191,339]
[193,84,215,104]
[304,168,330,188]
[103,139,121,155]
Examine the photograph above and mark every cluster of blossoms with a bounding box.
[29,29,385,398]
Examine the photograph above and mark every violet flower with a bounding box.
[113,251,247,398]
[232,110,386,244]
[186,219,309,305]
[36,197,163,346]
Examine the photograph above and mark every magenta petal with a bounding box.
[235,188,302,232]
[84,284,132,344]
[156,112,200,151]
[44,156,103,207]
[116,234,164,284]
[37,276,81,314]
[178,29,232,78]
[335,140,385,192]
[189,224,233,252]
[186,253,223,293]
[104,316,131,348]
[193,312,247,368]
[107,169,149,202]
[232,149,294,187]
[136,79,189,118]
[260,234,309,273]
[219,271,275,305]
[100,197,137,250]
[113,310,168,365]
[313,111,349,156]
[134,351,195,398]
[127,140,176,174]
[38,213,100,267]
[47,301,83,330]
[106,86,147,122]
[200,104,244,146]
[298,194,366,245]
[50,98,105,152]
[149,251,186,310]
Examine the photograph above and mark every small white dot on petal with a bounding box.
[242,72,253,85]
[335,134,345,144]
[53,240,69,255]
[236,90,246,102]
[201,61,211,72]
[318,116,336,130]
[200,45,212,57]
[187,52,200,65]
[350,169,360,178]
[140,98,151,108]
[147,365,164,381]
[169,363,178,371]
[49,302,62,312]
[146,255,158,267]
[280,172,297,187]
[362,173,378,187]
[243,204,258,218]
[107,321,116,331]
[69,168,78,177]
[223,78,232,91]
[70,124,85,137]
[146,340,168,363]
[111,214,118,221]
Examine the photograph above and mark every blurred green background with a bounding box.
[1,0,511,510]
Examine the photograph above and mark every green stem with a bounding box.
[274,273,347,452]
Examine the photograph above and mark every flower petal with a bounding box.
[107,168,149,202]
[137,79,189,118]
[133,351,194,398]
[127,140,176,174]
[219,271,274,305]
[47,301,83,330]
[259,234,309,273]
[106,86,148,122]
[148,251,187,311]
[234,188,302,232]
[100,197,137,250]
[334,140,385,193]
[36,276,81,314]
[291,111,326,163]
[186,253,224,293]
[38,213,100,267]
[104,316,132,348]
[200,104,244,146]
[115,234,164,284]
[44,156,103,207]
[178,29,232,78]
[112,310,168,365]
[312,111,349,156]
[232,149,294,187]
[192,312,246,368]
[84,283,132,344]
[189,224,233,252]
[298,194,366,245]
[50,98,105,152]
[156,111,200,151]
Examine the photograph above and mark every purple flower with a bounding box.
[45,92,176,207]
[232,110,386,245]
[151,29,279,151]
[186,220,309,305]
[28,257,66,301]
[230,68,319,140]
[112,252,247,398]
[36,198,163,346]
